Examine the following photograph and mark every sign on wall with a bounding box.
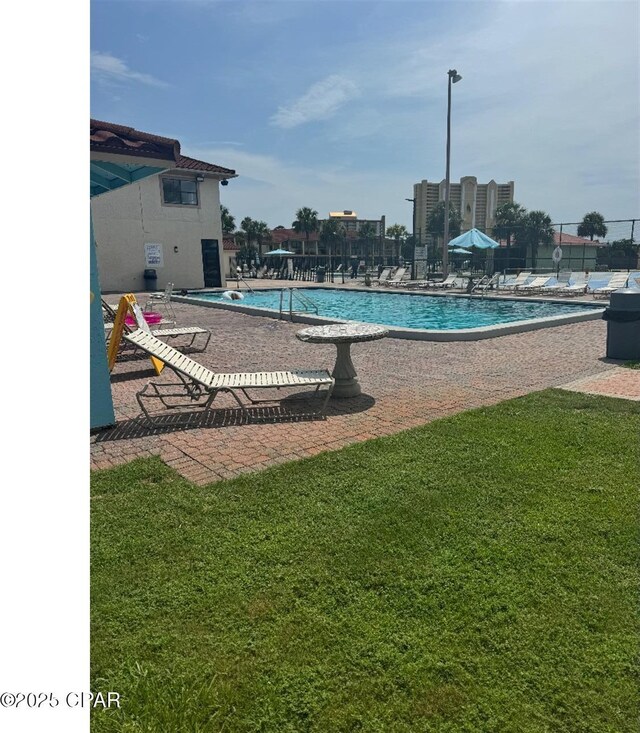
[414,246,427,260]
[144,243,164,267]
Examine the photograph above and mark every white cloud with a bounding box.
[90,52,168,88]
[184,145,410,228]
[270,75,359,129]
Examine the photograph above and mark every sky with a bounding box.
[91,0,639,231]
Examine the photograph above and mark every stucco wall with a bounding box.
[91,174,226,292]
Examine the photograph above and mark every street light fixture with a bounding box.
[442,68,462,278]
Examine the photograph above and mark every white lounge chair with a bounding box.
[428,273,459,289]
[592,272,629,298]
[104,297,212,351]
[371,267,393,285]
[385,267,409,287]
[501,271,532,292]
[553,272,589,296]
[514,276,552,294]
[539,271,572,294]
[123,330,335,424]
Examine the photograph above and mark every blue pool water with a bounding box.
[190,288,603,331]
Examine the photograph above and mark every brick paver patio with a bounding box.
[560,367,640,401]
[91,293,624,485]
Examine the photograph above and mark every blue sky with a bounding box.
[91,0,639,230]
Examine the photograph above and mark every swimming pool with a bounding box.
[179,287,604,341]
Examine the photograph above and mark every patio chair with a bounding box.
[592,272,629,298]
[123,329,334,424]
[501,271,532,292]
[371,267,393,285]
[428,273,459,289]
[553,272,589,296]
[143,282,176,323]
[514,276,552,295]
[385,267,409,287]
[107,295,212,351]
[539,271,572,294]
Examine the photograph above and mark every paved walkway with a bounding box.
[92,294,620,485]
[560,367,640,401]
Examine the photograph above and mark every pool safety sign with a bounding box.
[552,246,563,264]
[144,243,164,267]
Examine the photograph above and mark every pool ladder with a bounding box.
[279,288,319,320]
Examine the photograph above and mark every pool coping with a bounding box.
[172,288,605,342]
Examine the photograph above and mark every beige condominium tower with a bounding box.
[413,177,514,242]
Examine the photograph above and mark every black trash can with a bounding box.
[603,288,640,360]
[316,266,325,283]
[143,268,158,292]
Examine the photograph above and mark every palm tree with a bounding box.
[386,223,408,264]
[254,220,272,258]
[220,205,235,234]
[292,207,319,256]
[577,211,608,241]
[515,210,554,269]
[493,202,526,249]
[240,217,258,256]
[426,201,462,263]
[358,222,377,269]
[320,219,346,275]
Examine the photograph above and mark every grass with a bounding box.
[622,361,640,369]
[91,390,639,732]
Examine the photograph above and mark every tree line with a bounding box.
[220,206,405,267]
[222,203,624,270]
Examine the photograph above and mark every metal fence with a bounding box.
[411,219,638,275]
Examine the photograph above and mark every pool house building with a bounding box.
[91,120,237,293]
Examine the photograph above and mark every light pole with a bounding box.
[405,197,416,278]
[442,68,462,278]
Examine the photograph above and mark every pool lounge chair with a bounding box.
[514,276,552,294]
[592,272,629,298]
[123,329,334,424]
[539,271,572,294]
[501,271,532,292]
[385,267,409,287]
[104,297,212,351]
[552,272,589,296]
[427,273,459,289]
[371,267,393,285]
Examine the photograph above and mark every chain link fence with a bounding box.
[411,219,638,275]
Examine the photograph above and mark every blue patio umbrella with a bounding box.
[448,228,500,250]
[264,248,295,255]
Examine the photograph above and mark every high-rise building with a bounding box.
[413,177,514,242]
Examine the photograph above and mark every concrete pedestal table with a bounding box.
[296,323,389,398]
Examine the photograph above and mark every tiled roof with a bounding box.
[223,237,240,251]
[553,232,605,247]
[90,119,180,161]
[496,232,606,248]
[176,155,236,177]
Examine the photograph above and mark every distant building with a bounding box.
[268,211,387,262]
[413,177,514,242]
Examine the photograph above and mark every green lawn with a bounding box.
[91,390,639,732]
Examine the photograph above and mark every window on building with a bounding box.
[162,178,198,206]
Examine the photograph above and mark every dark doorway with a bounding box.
[201,239,222,287]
